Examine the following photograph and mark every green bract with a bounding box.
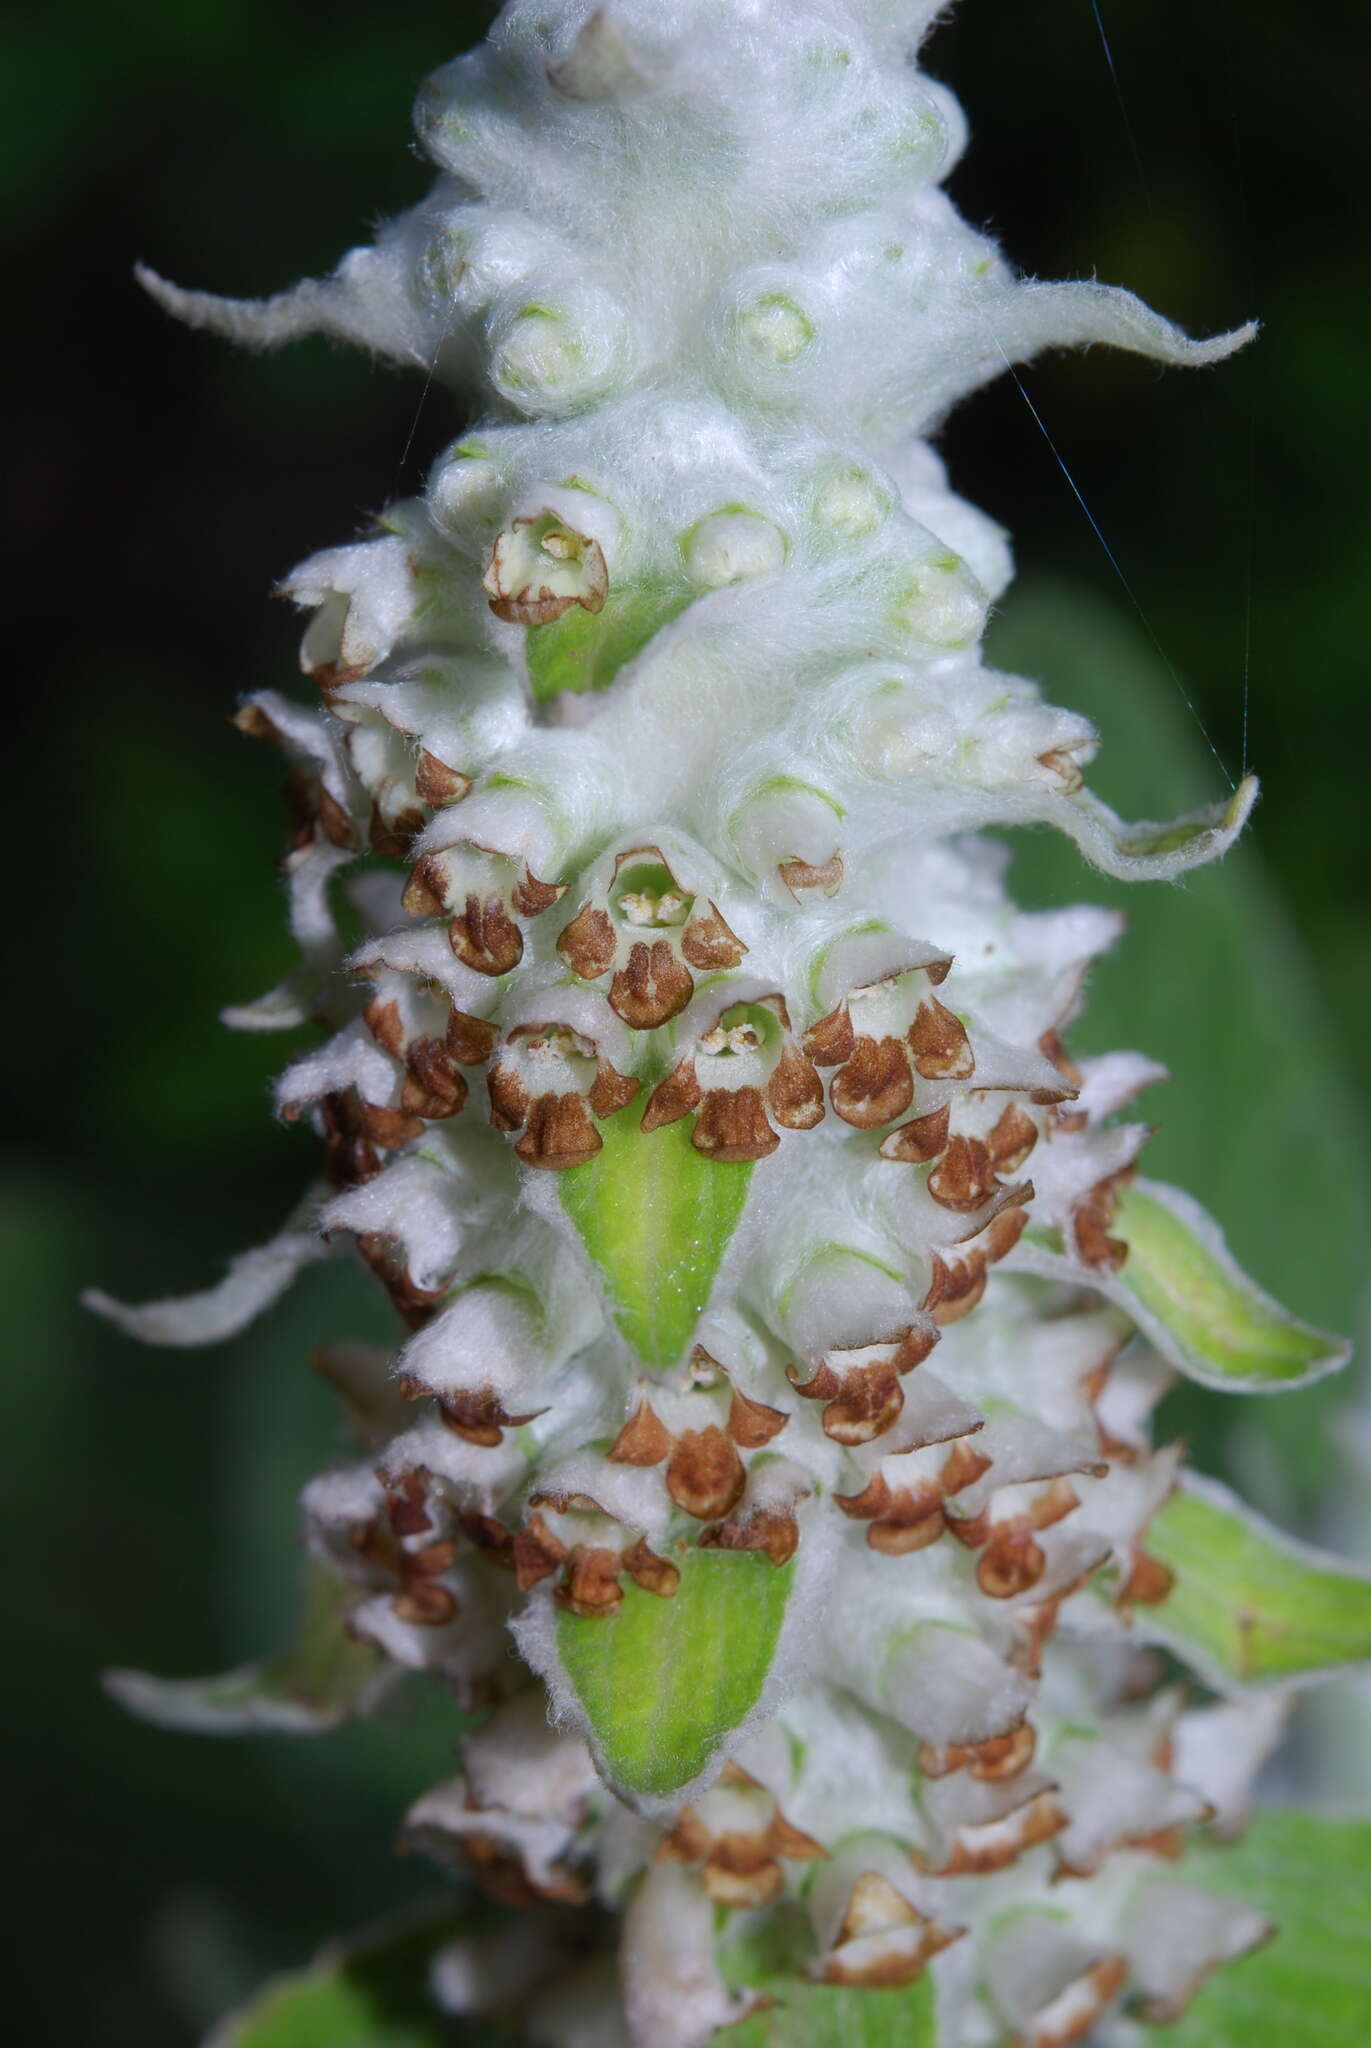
[1113,1180,1347,1390]
[1145,1810,1371,2048]
[1145,1476,1371,1686]
[559,1098,753,1367]
[556,1550,795,1800]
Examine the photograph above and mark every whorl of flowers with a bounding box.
[97,4,1364,2045]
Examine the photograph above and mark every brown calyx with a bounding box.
[1027,1956,1128,2048]
[908,998,975,1081]
[831,1036,915,1129]
[802,1004,856,1067]
[765,1042,826,1130]
[520,1523,622,1617]
[556,902,617,978]
[788,1327,936,1446]
[1120,1547,1175,1608]
[640,1058,703,1132]
[659,1765,824,1908]
[282,763,358,856]
[368,801,426,861]
[621,1538,681,1598]
[450,893,525,975]
[680,904,746,971]
[313,1090,383,1188]
[699,1503,800,1567]
[666,1426,746,1520]
[354,1100,426,1152]
[919,1721,1038,1784]
[610,938,695,1028]
[369,1471,462,1628]
[354,1233,443,1330]
[513,1509,677,1615]
[927,1134,1000,1212]
[451,1816,589,1909]
[987,1102,1040,1174]
[777,852,844,898]
[727,1383,789,1448]
[588,1062,640,1118]
[922,1201,1031,1328]
[881,1102,951,1163]
[399,1037,468,1120]
[1074,1169,1134,1271]
[512,871,567,917]
[950,1477,1084,1600]
[397,1378,542,1447]
[447,1009,499,1064]
[693,1085,780,1162]
[457,1511,516,1570]
[789,1359,906,1445]
[414,750,473,808]
[610,1400,673,1466]
[922,1788,1066,1876]
[821,1873,961,1988]
[400,854,448,918]
[837,1438,992,1555]
[515,1091,604,1169]
[487,1031,639,1170]
[364,996,469,1122]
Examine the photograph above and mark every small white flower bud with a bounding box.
[680,508,786,587]
[488,286,635,417]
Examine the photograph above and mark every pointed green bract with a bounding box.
[560,1096,753,1366]
[526,582,690,701]
[1144,1810,1371,2048]
[718,1908,940,2047]
[556,1549,794,1799]
[1144,1474,1371,1685]
[1111,1178,1346,1390]
[208,1907,501,2047]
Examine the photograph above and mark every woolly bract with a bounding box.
[102,3,1367,2045]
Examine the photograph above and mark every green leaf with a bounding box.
[560,1092,753,1366]
[555,1548,794,1800]
[1143,1473,1371,1685]
[104,1566,390,1735]
[526,581,690,702]
[989,577,1371,1501]
[1144,1809,1371,2048]
[208,1904,506,2047]
[1110,1178,1347,1391]
[717,1907,940,2048]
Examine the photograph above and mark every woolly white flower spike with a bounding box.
[116,2,1371,2043]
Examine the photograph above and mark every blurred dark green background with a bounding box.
[6,1,1369,2040]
